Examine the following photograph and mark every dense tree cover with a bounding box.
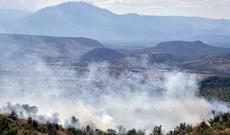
[0,112,230,135]
[200,76,230,103]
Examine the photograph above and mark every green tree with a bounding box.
[152,125,162,135]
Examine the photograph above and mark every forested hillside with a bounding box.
[0,112,230,135]
[200,76,230,103]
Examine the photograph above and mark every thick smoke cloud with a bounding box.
[0,45,229,133]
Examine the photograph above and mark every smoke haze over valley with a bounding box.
[0,54,229,132]
[0,1,230,135]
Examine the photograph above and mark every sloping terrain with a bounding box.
[132,41,230,75]
[0,33,103,64]
[80,47,124,63]
[142,41,230,58]
[200,76,230,103]
[146,53,186,65]
[181,55,230,75]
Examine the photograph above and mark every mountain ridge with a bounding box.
[3,2,230,41]
[141,40,230,58]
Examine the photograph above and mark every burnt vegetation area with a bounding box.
[0,112,230,135]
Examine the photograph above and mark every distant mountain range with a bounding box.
[1,2,230,41]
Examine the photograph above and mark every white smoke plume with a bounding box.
[0,46,229,133]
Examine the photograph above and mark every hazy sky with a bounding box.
[0,0,230,19]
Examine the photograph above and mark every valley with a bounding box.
[0,1,230,134]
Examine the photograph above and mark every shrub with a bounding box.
[9,111,17,120]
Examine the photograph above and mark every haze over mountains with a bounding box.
[0,9,31,23]
[1,2,230,42]
[0,9,31,32]
[0,33,103,64]
[0,1,228,75]
[1,33,229,75]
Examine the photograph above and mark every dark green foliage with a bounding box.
[208,113,230,129]
[169,112,230,135]
[151,126,162,135]
[167,123,192,135]
[136,130,145,135]
[9,111,17,120]
[86,125,90,132]
[47,122,59,135]
[200,76,230,103]
[127,129,137,135]
[27,117,33,125]
[0,112,230,135]
[4,128,18,135]
[32,119,39,129]
[107,129,116,135]
[197,121,209,134]
[27,116,39,130]
[126,129,145,135]
[67,127,83,135]
[0,114,18,135]
[67,127,108,135]
[95,129,107,135]
[0,115,9,131]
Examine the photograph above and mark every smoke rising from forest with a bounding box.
[0,47,229,132]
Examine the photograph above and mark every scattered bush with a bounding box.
[0,112,230,135]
